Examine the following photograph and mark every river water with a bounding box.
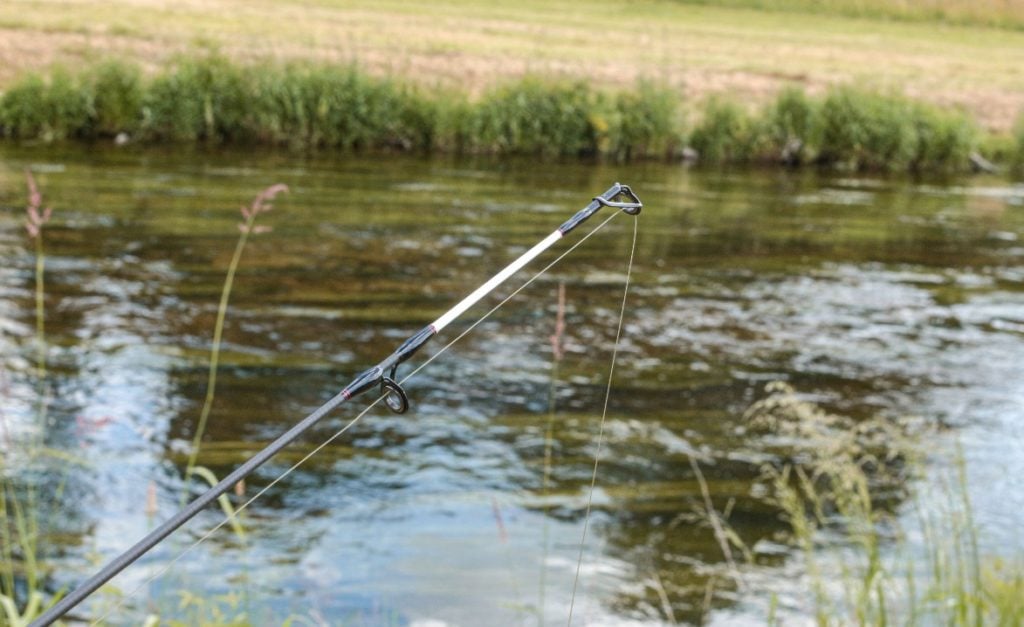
[1,145,1022,625]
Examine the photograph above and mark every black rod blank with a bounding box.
[31,183,641,626]
[31,390,350,626]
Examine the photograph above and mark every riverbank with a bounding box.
[1,57,1022,172]
[1,0,1024,133]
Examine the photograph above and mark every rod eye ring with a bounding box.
[592,190,642,215]
[381,376,408,414]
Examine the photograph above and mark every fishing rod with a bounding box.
[32,182,642,626]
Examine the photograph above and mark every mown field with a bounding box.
[1,0,1023,131]
[676,0,1024,29]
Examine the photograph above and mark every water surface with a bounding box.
[1,146,1022,625]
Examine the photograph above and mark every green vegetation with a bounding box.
[90,60,144,137]
[746,382,1024,625]
[1,172,58,625]
[604,81,682,161]
[248,64,437,151]
[183,183,287,489]
[686,84,993,171]
[685,85,980,171]
[0,57,683,161]
[4,0,1023,136]
[458,78,681,159]
[689,96,760,164]
[0,57,995,170]
[463,78,599,157]
[815,86,977,171]
[817,86,921,170]
[0,175,268,625]
[0,69,90,142]
[1,56,1017,172]
[760,86,819,164]
[143,55,251,143]
[142,59,438,150]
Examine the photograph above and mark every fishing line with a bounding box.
[88,395,387,626]
[87,209,623,624]
[567,212,638,626]
[400,210,621,384]
[35,184,642,627]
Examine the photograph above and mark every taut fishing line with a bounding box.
[567,213,638,626]
[87,208,627,625]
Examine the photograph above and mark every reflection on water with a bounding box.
[1,145,1023,624]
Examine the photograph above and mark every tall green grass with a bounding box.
[816,86,977,171]
[817,86,920,170]
[1,172,58,626]
[90,60,144,137]
[246,63,438,151]
[759,86,818,164]
[603,81,682,161]
[685,85,979,171]
[183,183,287,497]
[745,382,1024,625]
[0,69,91,142]
[143,55,251,142]
[461,78,599,157]
[689,96,761,164]
[0,56,1012,171]
[142,56,446,150]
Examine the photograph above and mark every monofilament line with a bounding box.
[86,209,622,624]
[567,213,638,626]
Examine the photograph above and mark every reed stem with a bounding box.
[182,183,286,501]
[183,224,251,493]
[538,283,565,625]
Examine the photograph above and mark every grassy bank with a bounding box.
[1,0,1023,134]
[1,57,1021,172]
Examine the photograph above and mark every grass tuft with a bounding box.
[759,85,819,164]
[250,64,426,150]
[141,55,250,142]
[0,74,50,140]
[183,183,288,498]
[817,85,920,170]
[604,81,682,161]
[0,173,60,625]
[463,77,599,157]
[908,103,977,172]
[689,96,761,164]
[746,382,1024,625]
[0,69,91,141]
[89,59,145,138]
[816,86,978,171]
